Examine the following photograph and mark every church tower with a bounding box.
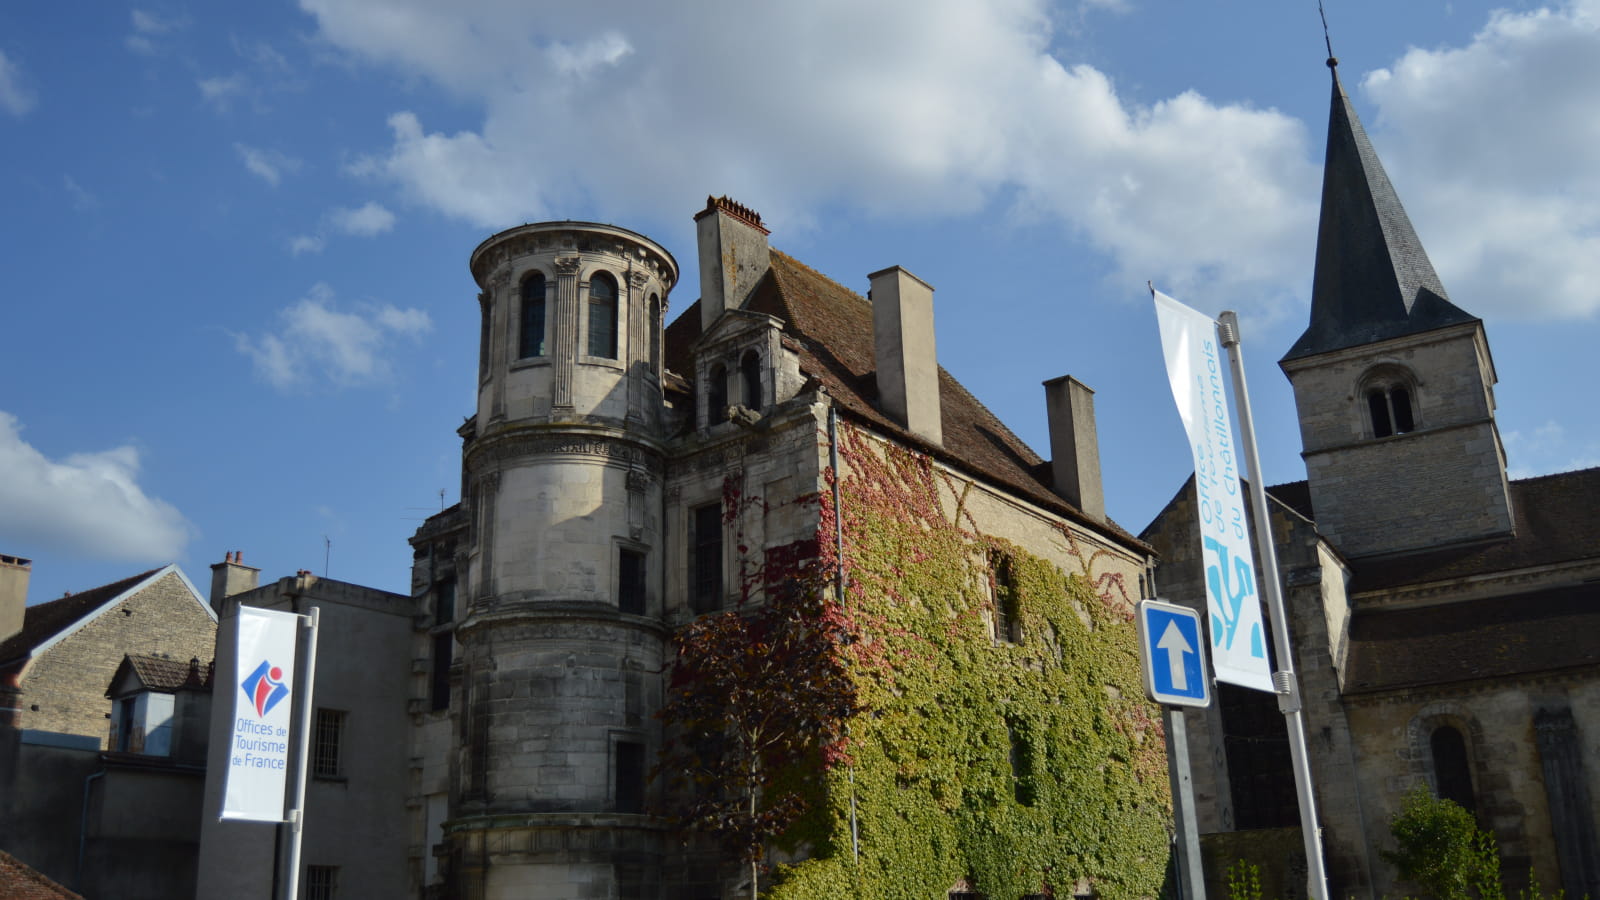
[450,221,678,895]
[1279,60,1513,558]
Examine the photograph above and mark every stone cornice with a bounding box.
[464,425,666,478]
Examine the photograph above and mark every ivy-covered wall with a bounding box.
[766,420,1171,900]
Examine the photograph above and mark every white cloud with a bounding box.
[234,283,433,389]
[310,0,1319,311]
[288,234,326,255]
[198,73,247,110]
[328,201,396,236]
[0,411,191,561]
[0,50,37,116]
[126,10,185,55]
[235,143,301,187]
[63,175,97,211]
[1362,0,1600,319]
[1504,420,1600,479]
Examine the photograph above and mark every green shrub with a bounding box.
[1382,786,1502,900]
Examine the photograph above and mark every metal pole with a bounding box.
[280,605,321,900]
[1164,708,1206,900]
[1216,311,1330,900]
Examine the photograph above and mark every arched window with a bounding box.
[708,363,728,424]
[740,349,761,409]
[519,273,546,358]
[648,295,661,375]
[587,272,618,359]
[1431,725,1476,812]
[1363,366,1416,438]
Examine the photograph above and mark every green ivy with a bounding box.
[764,423,1171,900]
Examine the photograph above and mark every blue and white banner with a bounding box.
[1154,290,1273,693]
[222,606,299,822]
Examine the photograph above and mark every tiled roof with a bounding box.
[1282,69,1478,362]
[1351,467,1600,591]
[108,653,213,695]
[0,849,83,900]
[1343,582,1600,695]
[1264,480,1314,522]
[0,568,162,668]
[665,250,1147,553]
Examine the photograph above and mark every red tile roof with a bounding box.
[0,849,82,900]
[666,250,1147,553]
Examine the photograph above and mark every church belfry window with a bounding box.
[740,349,761,409]
[587,272,618,359]
[519,272,546,358]
[1362,366,1417,438]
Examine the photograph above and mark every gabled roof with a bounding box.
[0,565,213,670]
[665,250,1147,552]
[1282,66,1478,363]
[106,653,214,697]
[0,848,83,899]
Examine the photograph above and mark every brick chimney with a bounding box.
[694,195,771,332]
[868,266,942,445]
[209,550,260,615]
[1044,375,1105,522]
[0,555,29,644]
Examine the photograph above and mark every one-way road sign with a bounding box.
[1137,599,1210,707]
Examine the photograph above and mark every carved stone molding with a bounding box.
[629,271,649,290]
[466,433,665,476]
[626,468,651,494]
[554,256,582,276]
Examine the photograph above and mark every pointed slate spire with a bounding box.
[1282,60,1478,362]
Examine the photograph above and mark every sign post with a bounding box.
[1138,599,1208,900]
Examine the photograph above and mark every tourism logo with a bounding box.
[240,660,289,718]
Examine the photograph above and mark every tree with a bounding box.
[656,551,858,898]
[1383,785,1503,900]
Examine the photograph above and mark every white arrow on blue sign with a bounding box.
[1137,599,1211,707]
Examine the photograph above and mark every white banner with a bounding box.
[1154,290,1273,692]
[222,606,300,821]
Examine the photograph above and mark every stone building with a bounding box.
[0,563,218,897]
[393,196,1159,899]
[1141,62,1600,898]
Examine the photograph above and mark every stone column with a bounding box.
[553,256,581,409]
[473,471,500,602]
[627,270,648,423]
[487,266,511,422]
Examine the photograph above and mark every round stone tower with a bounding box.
[450,222,677,897]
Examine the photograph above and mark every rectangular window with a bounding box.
[690,503,723,613]
[313,709,344,778]
[305,865,338,900]
[615,740,646,814]
[431,632,453,712]
[436,577,456,625]
[618,548,646,615]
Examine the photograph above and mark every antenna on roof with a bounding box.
[1319,0,1337,68]
[323,535,331,578]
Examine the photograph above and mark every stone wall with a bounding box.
[19,570,216,745]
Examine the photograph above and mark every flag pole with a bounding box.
[280,605,320,900]
[1216,311,1330,900]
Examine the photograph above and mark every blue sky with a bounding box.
[3,1,1598,606]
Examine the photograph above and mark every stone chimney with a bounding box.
[209,550,260,615]
[1044,376,1105,522]
[868,266,942,445]
[0,555,29,644]
[694,195,771,332]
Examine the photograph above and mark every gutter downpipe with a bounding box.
[77,768,106,891]
[828,402,859,865]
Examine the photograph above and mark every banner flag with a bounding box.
[1153,290,1274,692]
[221,606,300,822]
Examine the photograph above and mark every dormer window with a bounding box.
[519,272,546,358]
[740,349,761,409]
[588,272,619,359]
[1362,366,1417,438]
